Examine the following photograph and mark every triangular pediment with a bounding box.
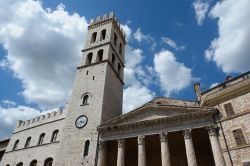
[100,97,201,127]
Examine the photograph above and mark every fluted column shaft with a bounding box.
[97,140,107,166]
[183,129,197,166]
[207,126,226,166]
[160,132,171,166]
[138,135,146,166]
[117,139,125,166]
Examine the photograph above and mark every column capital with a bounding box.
[138,135,145,145]
[117,138,125,147]
[159,132,168,142]
[207,125,219,136]
[183,128,192,139]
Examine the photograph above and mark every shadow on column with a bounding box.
[107,140,118,166]
[168,131,188,166]
[125,137,138,166]
[192,128,215,166]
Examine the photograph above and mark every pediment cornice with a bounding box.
[98,109,216,132]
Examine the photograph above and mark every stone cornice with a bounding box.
[98,109,216,132]
[99,104,215,128]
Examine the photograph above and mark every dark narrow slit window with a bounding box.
[24,137,31,148]
[119,43,122,54]
[51,130,59,142]
[112,54,115,66]
[118,63,121,75]
[30,160,37,166]
[86,52,93,65]
[92,76,95,80]
[43,157,53,166]
[81,94,89,105]
[91,32,97,43]
[97,49,103,62]
[100,29,106,41]
[13,140,19,150]
[84,140,90,157]
[38,133,45,145]
[114,33,117,46]
[86,71,89,75]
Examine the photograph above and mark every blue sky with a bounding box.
[0,0,249,139]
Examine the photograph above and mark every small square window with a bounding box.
[224,103,235,117]
[233,129,246,146]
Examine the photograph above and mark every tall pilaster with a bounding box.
[138,135,146,166]
[160,132,171,166]
[183,129,197,166]
[117,139,125,166]
[207,126,226,166]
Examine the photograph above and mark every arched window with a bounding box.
[97,49,103,62]
[118,63,121,75]
[119,43,122,54]
[81,94,89,105]
[100,29,106,41]
[91,32,97,43]
[83,140,90,157]
[6,164,10,166]
[112,54,115,65]
[16,162,23,166]
[43,157,53,166]
[24,137,31,148]
[13,140,19,150]
[30,160,37,166]
[114,33,117,46]
[38,133,45,145]
[51,130,59,142]
[86,52,93,65]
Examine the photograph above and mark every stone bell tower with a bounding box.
[55,12,126,165]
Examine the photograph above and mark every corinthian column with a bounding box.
[207,126,226,166]
[159,132,171,166]
[138,135,146,166]
[97,139,107,166]
[117,139,125,166]
[183,129,197,166]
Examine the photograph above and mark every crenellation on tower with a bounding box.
[88,12,126,42]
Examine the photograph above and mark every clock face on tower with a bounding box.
[75,115,88,128]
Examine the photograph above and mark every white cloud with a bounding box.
[162,37,185,51]
[205,0,250,73]
[123,84,155,113]
[0,0,87,108]
[121,24,132,42]
[154,50,193,96]
[1,100,17,108]
[192,0,209,26]
[123,41,155,113]
[210,82,219,88]
[0,104,41,139]
[133,28,150,42]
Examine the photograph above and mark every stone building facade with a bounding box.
[0,12,250,166]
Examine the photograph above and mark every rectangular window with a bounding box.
[233,129,246,146]
[224,103,235,117]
